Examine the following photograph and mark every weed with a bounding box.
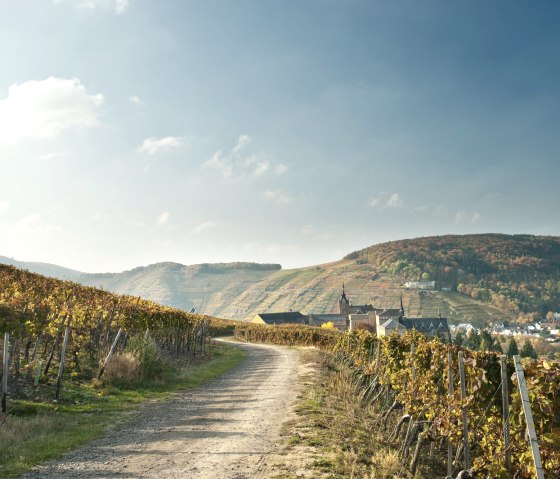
[288,434,302,446]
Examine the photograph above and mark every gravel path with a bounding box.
[20,341,300,479]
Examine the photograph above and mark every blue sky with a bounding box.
[0,1,559,272]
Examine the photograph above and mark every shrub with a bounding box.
[125,336,167,381]
[103,353,141,385]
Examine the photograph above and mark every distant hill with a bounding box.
[3,234,558,324]
[0,256,83,281]
[345,234,560,320]
[77,262,282,313]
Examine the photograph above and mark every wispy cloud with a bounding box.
[51,0,130,15]
[205,134,288,179]
[115,0,128,14]
[0,77,103,145]
[386,193,403,208]
[262,189,294,205]
[368,192,405,209]
[192,221,216,234]
[129,95,145,107]
[232,134,251,153]
[157,211,170,225]
[454,210,481,224]
[137,136,182,155]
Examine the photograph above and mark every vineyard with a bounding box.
[234,323,560,478]
[0,264,214,410]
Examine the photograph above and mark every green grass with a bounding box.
[0,343,245,478]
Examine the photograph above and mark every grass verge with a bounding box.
[0,342,245,478]
[277,350,442,479]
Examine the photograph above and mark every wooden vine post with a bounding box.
[500,355,511,473]
[458,351,471,470]
[410,342,416,385]
[447,346,454,477]
[2,333,9,413]
[34,361,42,387]
[55,327,71,400]
[97,328,122,380]
[374,339,382,374]
[513,355,545,479]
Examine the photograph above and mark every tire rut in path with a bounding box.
[20,341,299,479]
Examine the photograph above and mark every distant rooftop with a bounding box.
[404,317,449,333]
[254,312,307,325]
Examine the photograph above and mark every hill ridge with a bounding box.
[3,233,559,323]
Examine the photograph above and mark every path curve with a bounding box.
[20,341,299,479]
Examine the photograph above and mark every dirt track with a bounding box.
[20,341,300,479]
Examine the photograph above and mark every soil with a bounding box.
[19,340,311,479]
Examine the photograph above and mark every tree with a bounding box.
[480,329,503,353]
[480,330,493,350]
[421,272,431,281]
[547,311,555,321]
[454,330,465,347]
[321,321,334,330]
[466,329,481,351]
[493,341,503,354]
[520,340,538,359]
[507,338,519,357]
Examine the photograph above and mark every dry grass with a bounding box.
[279,351,445,479]
[369,449,402,479]
[102,353,141,384]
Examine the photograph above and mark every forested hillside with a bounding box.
[346,234,560,319]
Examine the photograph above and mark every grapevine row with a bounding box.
[234,322,560,478]
[0,264,209,402]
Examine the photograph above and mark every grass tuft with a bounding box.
[369,449,402,478]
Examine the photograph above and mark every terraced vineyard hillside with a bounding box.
[7,233,555,325]
[0,258,516,325]
[78,262,281,315]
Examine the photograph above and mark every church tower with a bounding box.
[399,296,406,324]
[338,284,350,319]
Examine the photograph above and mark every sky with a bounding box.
[0,1,559,273]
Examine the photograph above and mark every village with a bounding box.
[252,284,451,341]
[251,285,560,357]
